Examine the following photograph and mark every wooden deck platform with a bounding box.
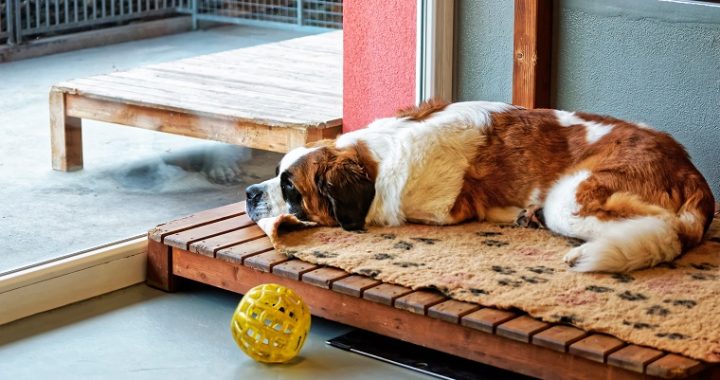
[49,31,342,171]
[147,201,719,380]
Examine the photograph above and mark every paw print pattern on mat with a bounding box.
[526,265,555,274]
[476,231,502,237]
[663,299,697,309]
[586,285,614,293]
[373,253,396,260]
[612,273,635,283]
[617,291,648,301]
[483,239,509,247]
[411,237,440,245]
[646,305,670,316]
[491,265,516,275]
[393,241,414,250]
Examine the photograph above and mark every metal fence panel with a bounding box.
[1,0,341,46]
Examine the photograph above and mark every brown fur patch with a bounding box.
[285,142,378,228]
[396,98,449,121]
[449,108,714,250]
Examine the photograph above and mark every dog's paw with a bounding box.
[514,206,546,229]
[563,246,585,269]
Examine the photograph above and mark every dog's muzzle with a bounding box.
[245,178,285,222]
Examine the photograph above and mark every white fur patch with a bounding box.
[279,146,318,172]
[543,170,682,272]
[338,101,515,226]
[527,187,542,206]
[554,110,585,127]
[583,121,614,144]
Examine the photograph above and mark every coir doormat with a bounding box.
[257,216,720,362]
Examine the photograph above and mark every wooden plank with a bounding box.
[145,236,174,291]
[111,68,340,106]
[65,77,337,125]
[271,260,319,281]
[216,236,274,265]
[49,90,83,171]
[394,291,447,315]
[188,225,266,257]
[148,202,245,242]
[171,249,650,380]
[532,325,588,352]
[64,95,335,153]
[163,214,254,250]
[331,275,381,298]
[427,300,480,324]
[646,354,707,379]
[301,267,351,289]
[363,283,414,306]
[243,250,290,272]
[461,308,518,334]
[607,345,665,374]
[496,315,552,343]
[512,0,553,108]
[569,334,626,363]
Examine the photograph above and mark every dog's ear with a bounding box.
[317,154,375,231]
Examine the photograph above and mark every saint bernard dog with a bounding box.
[246,100,715,273]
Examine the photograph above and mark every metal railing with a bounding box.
[181,0,342,30]
[1,0,341,46]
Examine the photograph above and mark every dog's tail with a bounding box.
[676,176,715,250]
[561,174,715,273]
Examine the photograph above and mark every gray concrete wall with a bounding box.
[454,0,514,103]
[455,0,720,197]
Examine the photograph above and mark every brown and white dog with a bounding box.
[246,100,715,273]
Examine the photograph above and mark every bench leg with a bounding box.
[50,90,83,171]
[146,237,176,292]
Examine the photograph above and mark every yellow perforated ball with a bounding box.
[230,283,311,363]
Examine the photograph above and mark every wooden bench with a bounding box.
[147,201,719,380]
[49,31,342,171]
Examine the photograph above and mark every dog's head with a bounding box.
[245,142,377,231]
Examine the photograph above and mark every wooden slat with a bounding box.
[243,250,290,272]
[216,236,274,265]
[271,260,319,281]
[188,225,266,257]
[394,291,447,315]
[331,275,381,298]
[512,0,553,108]
[170,249,652,380]
[427,300,480,324]
[496,315,552,343]
[569,334,626,363]
[163,214,254,250]
[532,325,588,352]
[607,345,665,374]
[301,267,350,289]
[50,90,83,172]
[64,95,338,153]
[145,236,174,291]
[461,308,518,334]
[646,354,706,379]
[363,283,414,306]
[148,202,245,242]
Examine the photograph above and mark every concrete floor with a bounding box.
[0,24,319,273]
[0,283,432,379]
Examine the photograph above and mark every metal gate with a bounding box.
[1,0,341,46]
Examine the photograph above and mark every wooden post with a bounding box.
[512,0,553,109]
[50,89,84,171]
[146,237,176,292]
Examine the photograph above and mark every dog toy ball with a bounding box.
[230,283,311,363]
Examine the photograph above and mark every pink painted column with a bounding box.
[343,0,417,132]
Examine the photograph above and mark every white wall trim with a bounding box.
[416,0,455,104]
[0,236,147,325]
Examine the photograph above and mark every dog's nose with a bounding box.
[245,184,263,201]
